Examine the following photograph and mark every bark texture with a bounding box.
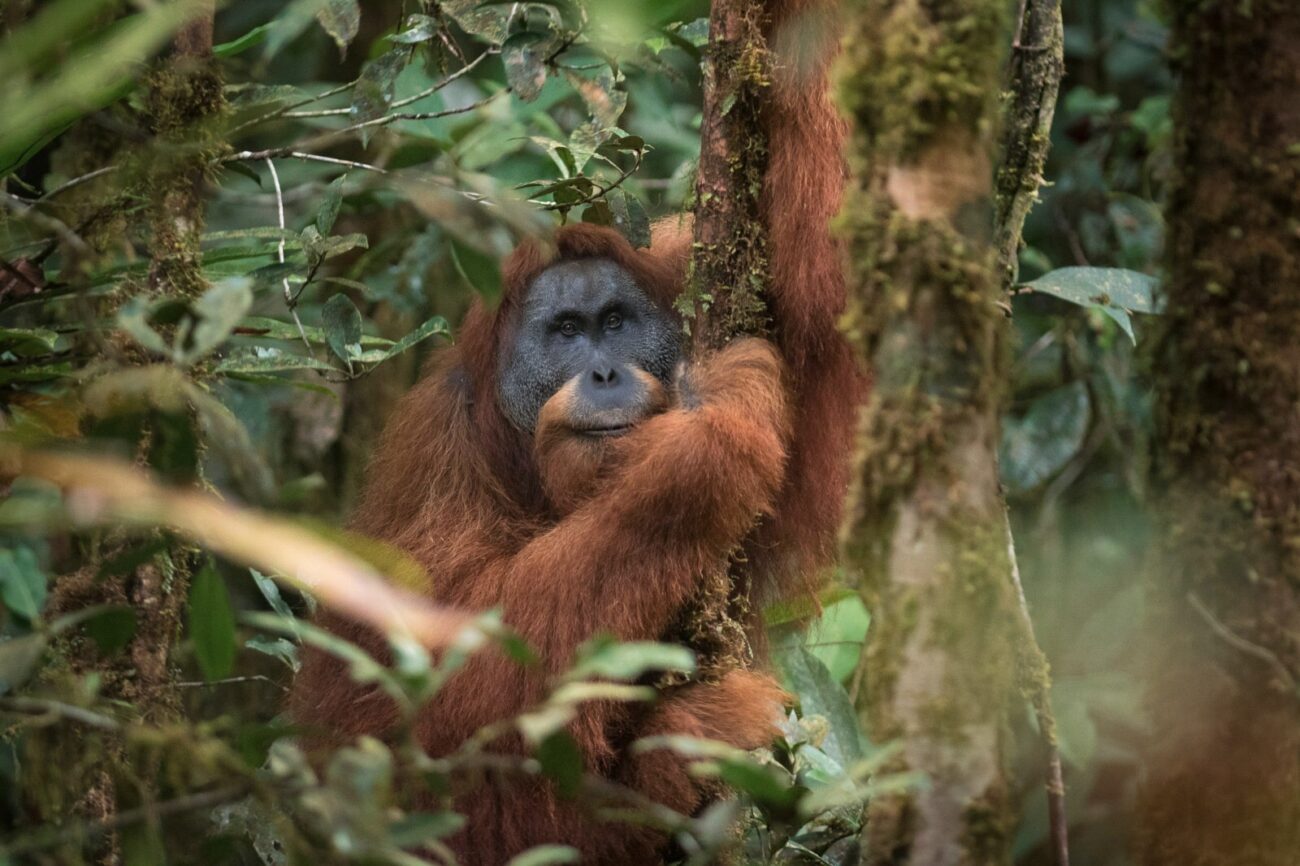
[834,0,1020,862]
[685,0,771,348]
[1138,3,1300,864]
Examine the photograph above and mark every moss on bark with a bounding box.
[1138,2,1300,864]
[834,0,1021,862]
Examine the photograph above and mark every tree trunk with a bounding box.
[835,0,1020,862]
[1138,3,1300,864]
[687,0,770,348]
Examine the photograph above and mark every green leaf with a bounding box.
[214,22,274,57]
[245,635,299,671]
[351,49,408,144]
[388,14,440,44]
[568,638,695,682]
[82,606,137,655]
[250,569,295,620]
[450,240,502,302]
[388,812,467,846]
[217,346,338,375]
[998,381,1090,495]
[189,562,237,681]
[714,757,799,809]
[774,640,865,767]
[0,544,47,621]
[321,293,364,366]
[116,296,171,356]
[315,0,360,57]
[186,278,253,363]
[441,0,511,42]
[505,845,580,866]
[316,174,347,235]
[503,31,549,103]
[236,316,393,350]
[607,189,650,248]
[1021,267,1159,344]
[0,327,59,356]
[0,633,46,695]
[382,316,450,360]
[536,731,583,797]
[562,68,626,130]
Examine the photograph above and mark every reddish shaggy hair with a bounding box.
[291,0,863,858]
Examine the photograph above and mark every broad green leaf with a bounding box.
[116,297,171,356]
[562,68,626,129]
[321,293,364,366]
[351,49,408,144]
[315,0,361,57]
[450,240,503,302]
[0,633,46,695]
[607,189,650,248]
[536,731,582,797]
[807,595,870,684]
[0,1,201,175]
[316,174,347,235]
[0,327,59,356]
[503,31,549,103]
[216,346,338,375]
[440,0,512,42]
[1021,267,1159,344]
[186,278,253,363]
[774,639,865,767]
[567,638,695,681]
[189,562,237,681]
[388,14,440,44]
[263,0,328,60]
[999,381,1090,495]
[81,606,137,655]
[0,545,46,620]
[246,636,300,671]
[237,316,393,349]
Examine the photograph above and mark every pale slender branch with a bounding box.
[264,157,313,354]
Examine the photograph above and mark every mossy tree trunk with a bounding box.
[687,0,770,348]
[1138,3,1300,863]
[834,0,1021,862]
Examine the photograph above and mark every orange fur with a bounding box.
[292,0,861,857]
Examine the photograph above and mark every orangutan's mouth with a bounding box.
[578,424,632,438]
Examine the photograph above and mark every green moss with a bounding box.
[835,0,1008,164]
[134,56,228,300]
[679,0,772,345]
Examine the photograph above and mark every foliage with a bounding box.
[0,0,1173,864]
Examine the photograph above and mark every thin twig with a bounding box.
[1188,592,1298,692]
[264,158,313,353]
[283,50,497,119]
[38,166,120,201]
[0,697,120,730]
[1005,514,1070,866]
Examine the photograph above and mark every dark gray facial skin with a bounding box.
[497,258,681,433]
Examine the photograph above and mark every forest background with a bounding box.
[0,0,1282,864]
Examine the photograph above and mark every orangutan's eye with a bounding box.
[604,312,623,331]
[558,319,580,337]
